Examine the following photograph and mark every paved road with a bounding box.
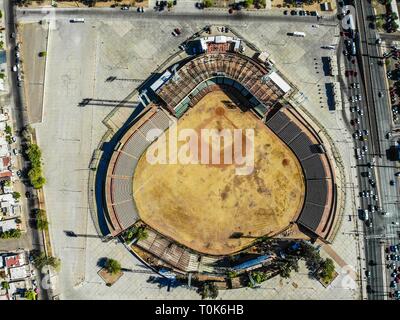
[354,0,400,300]
[2,0,49,300]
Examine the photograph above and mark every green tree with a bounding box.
[47,256,61,271]
[24,289,37,300]
[0,229,21,239]
[26,144,42,167]
[203,0,212,8]
[12,192,21,200]
[123,225,148,242]
[199,282,219,299]
[252,271,267,283]
[105,258,121,275]
[33,252,61,271]
[38,51,47,57]
[243,0,253,8]
[36,210,49,231]
[5,124,12,135]
[319,258,335,283]
[1,281,9,290]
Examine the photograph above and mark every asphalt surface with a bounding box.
[352,0,400,300]
[3,0,49,300]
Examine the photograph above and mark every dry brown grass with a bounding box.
[133,91,305,255]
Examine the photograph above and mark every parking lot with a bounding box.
[29,15,363,299]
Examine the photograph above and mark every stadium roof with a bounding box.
[269,72,291,94]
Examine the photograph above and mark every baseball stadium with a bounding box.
[101,29,338,276]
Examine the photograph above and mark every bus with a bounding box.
[292,32,306,37]
[70,18,85,23]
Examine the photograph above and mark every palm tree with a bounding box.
[105,258,121,275]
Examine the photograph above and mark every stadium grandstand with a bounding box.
[102,34,337,269]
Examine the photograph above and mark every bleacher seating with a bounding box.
[266,110,335,239]
[156,53,285,117]
[106,108,174,235]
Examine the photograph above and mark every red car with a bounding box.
[174,28,181,35]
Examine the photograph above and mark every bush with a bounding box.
[38,51,47,57]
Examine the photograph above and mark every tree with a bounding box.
[105,258,121,275]
[12,192,21,200]
[203,0,212,8]
[24,289,37,300]
[5,124,12,135]
[36,209,49,230]
[199,282,218,299]
[123,225,148,243]
[38,51,47,57]
[47,256,61,271]
[36,214,49,230]
[1,281,9,290]
[33,252,61,271]
[252,271,267,283]
[0,229,21,239]
[319,258,335,283]
[243,0,253,8]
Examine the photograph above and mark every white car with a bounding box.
[393,222,400,226]
[12,148,18,155]
[12,65,17,72]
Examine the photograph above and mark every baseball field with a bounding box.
[133,91,305,255]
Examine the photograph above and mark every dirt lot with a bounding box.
[133,91,305,255]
